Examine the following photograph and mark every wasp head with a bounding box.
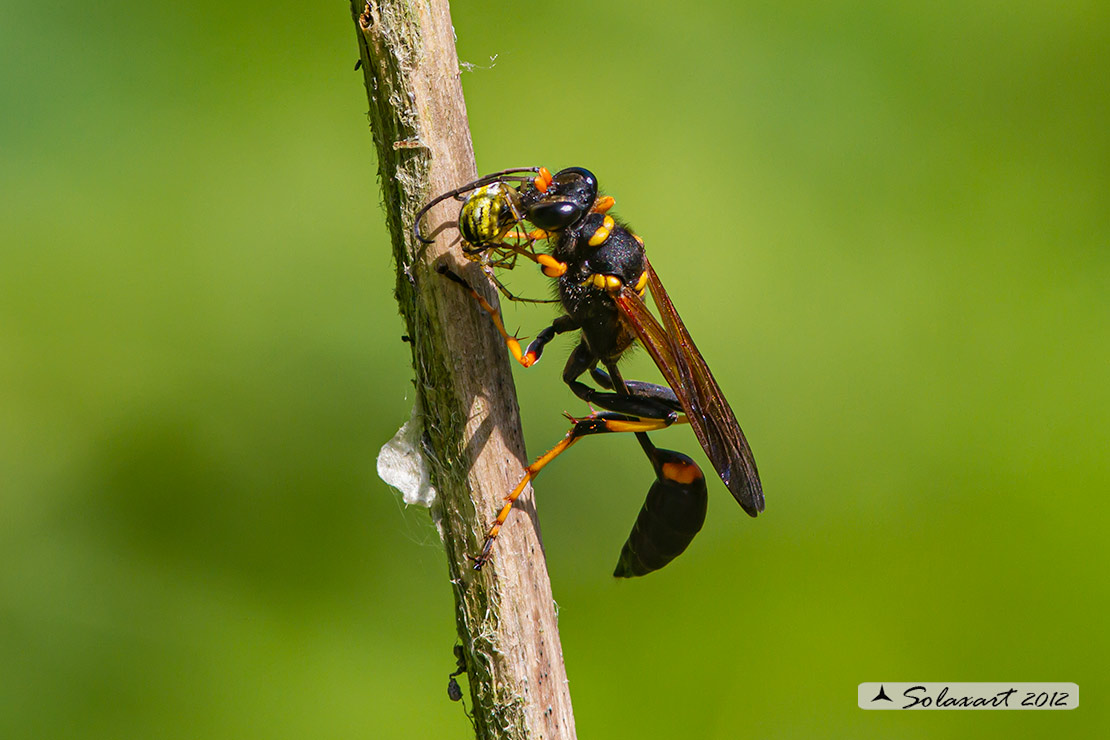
[525,167,599,232]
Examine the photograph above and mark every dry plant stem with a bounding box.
[350,2,577,738]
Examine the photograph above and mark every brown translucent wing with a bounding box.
[614,260,764,516]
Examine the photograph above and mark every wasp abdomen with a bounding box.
[613,449,708,578]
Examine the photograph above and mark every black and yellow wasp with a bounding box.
[414,167,763,577]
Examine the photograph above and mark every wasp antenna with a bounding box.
[412,189,465,244]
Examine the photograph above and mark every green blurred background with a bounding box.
[2,1,1107,737]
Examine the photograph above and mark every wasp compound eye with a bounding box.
[527,199,585,231]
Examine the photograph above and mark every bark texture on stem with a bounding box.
[349,2,577,738]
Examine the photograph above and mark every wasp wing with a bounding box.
[614,260,764,516]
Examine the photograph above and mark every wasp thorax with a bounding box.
[458,183,523,247]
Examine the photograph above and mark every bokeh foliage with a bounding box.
[1,1,1106,738]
